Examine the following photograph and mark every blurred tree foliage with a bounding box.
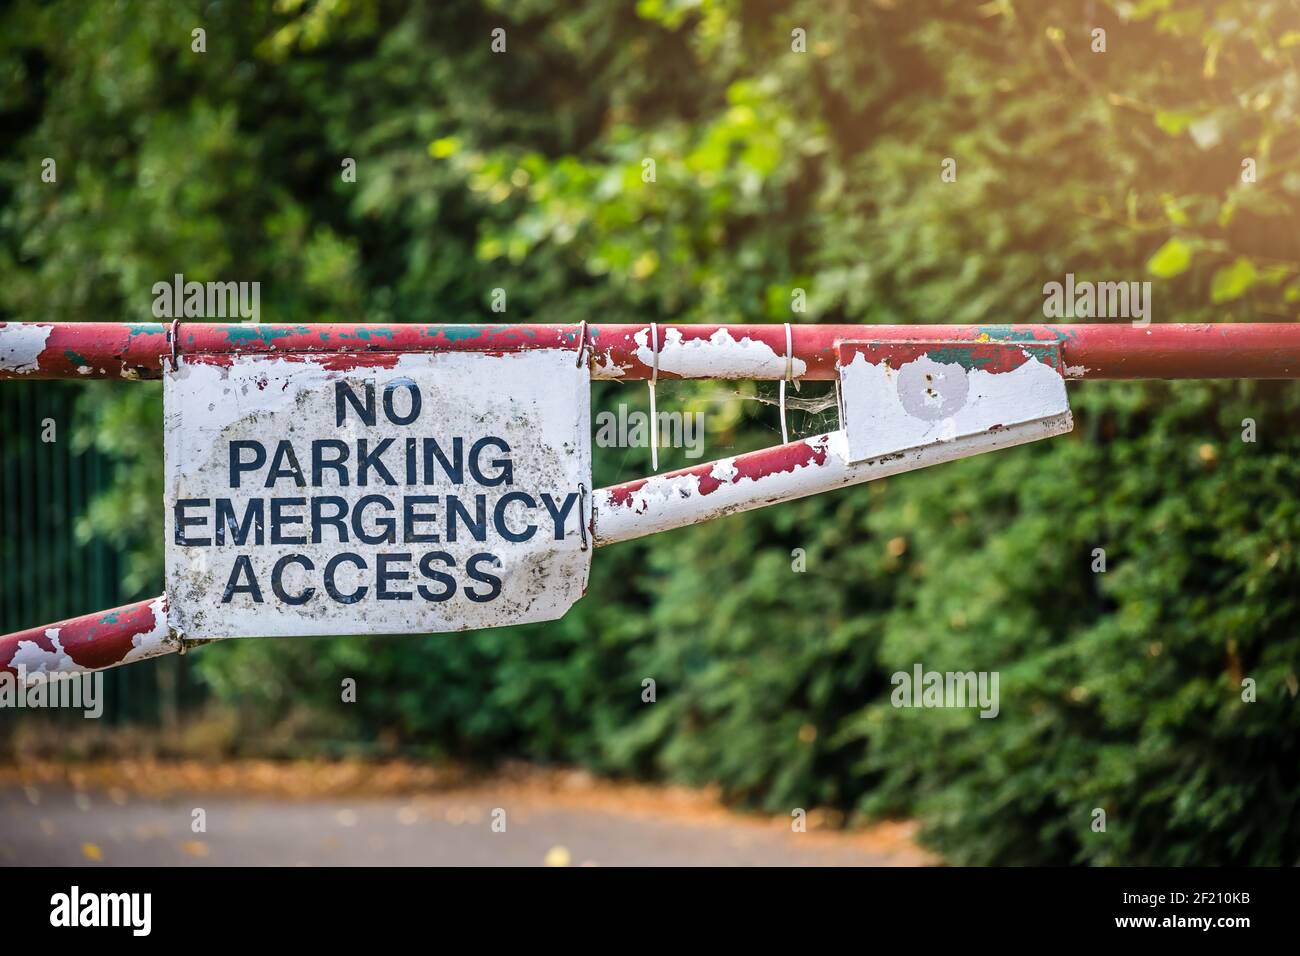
[3,0,1300,863]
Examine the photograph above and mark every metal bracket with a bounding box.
[836,340,1073,465]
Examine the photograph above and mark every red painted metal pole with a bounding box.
[3,321,1300,381]
[0,597,175,681]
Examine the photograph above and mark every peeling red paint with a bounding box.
[16,630,59,655]
[838,341,1055,374]
[255,353,406,371]
[0,598,168,676]
[604,436,831,509]
[6,322,1300,382]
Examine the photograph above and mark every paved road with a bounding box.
[0,784,921,867]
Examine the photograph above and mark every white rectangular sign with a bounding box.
[164,349,592,639]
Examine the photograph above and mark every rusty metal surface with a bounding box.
[5,322,1300,381]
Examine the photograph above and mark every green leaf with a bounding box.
[1154,110,1198,136]
[1146,238,1193,278]
[428,136,460,159]
[1210,257,1258,303]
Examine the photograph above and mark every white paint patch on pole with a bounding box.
[163,350,592,639]
[837,342,1072,465]
[0,323,52,374]
[633,326,808,380]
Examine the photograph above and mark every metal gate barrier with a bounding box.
[3,320,1298,678]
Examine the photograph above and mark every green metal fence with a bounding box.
[1,381,205,729]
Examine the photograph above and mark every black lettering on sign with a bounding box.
[402,495,440,544]
[382,378,421,426]
[337,379,424,427]
[324,552,367,604]
[216,498,264,546]
[352,494,396,544]
[447,495,487,543]
[311,439,350,487]
[266,440,306,488]
[229,440,266,488]
[465,553,503,603]
[336,381,375,426]
[422,437,463,485]
[272,554,315,605]
[494,492,537,543]
[377,553,413,601]
[540,492,579,541]
[469,437,513,486]
[417,551,457,602]
[179,372,576,617]
[174,498,210,546]
[223,555,264,603]
[270,497,307,545]
[311,496,350,544]
[356,438,397,486]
